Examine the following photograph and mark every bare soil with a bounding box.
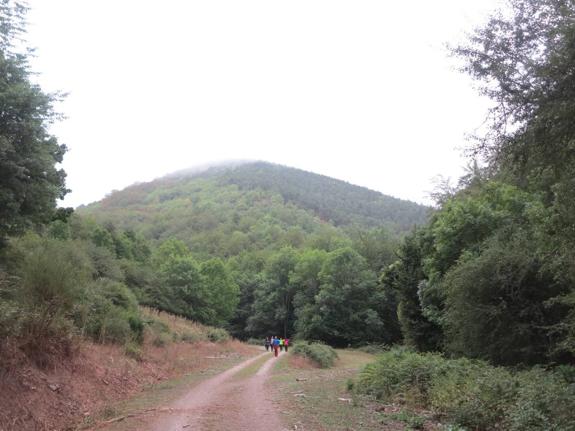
[0,339,256,431]
[139,349,285,431]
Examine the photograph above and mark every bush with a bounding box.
[75,279,143,345]
[152,332,171,347]
[354,348,575,431]
[124,342,143,361]
[429,359,517,429]
[10,236,92,339]
[505,367,575,431]
[292,341,338,368]
[246,337,263,346]
[206,327,230,342]
[179,330,202,343]
[356,348,447,403]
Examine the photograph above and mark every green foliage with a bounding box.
[355,349,575,431]
[247,247,299,337]
[147,242,240,327]
[443,233,568,365]
[386,179,573,364]
[6,235,92,342]
[0,230,150,366]
[77,279,143,344]
[356,348,447,403]
[75,163,412,342]
[217,162,428,230]
[199,258,239,326]
[0,2,68,245]
[296,248,396,346]
[381,233,441,351]
[506,368,575,431]
[292,341,338,368]
[79,163,428,259]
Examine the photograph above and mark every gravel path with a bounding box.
[148,350,285,431]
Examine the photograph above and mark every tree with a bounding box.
[449,0,575,363]
[0,1,68,244]
[453,0,575,192]
[199,258,239,326]
[443,234,569,365]
[247,247,298,337]
[296,247,387,347]
[381,232,442,351]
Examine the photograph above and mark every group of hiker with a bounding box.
[264,336,289,357]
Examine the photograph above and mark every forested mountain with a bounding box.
[79,162,429,257]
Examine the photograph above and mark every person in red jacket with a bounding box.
[284,338,290,352]
[273,336,280,357]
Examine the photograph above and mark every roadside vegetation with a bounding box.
[292,341,338,368]
[353,348,575,431]
[273,349,441,431]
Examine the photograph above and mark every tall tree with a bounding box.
[296,247,387,347]
[0,1,68,244]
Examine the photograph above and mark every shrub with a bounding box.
[99,315,132,344]
[10,236,92,340]
[1,236,92,365]
[429,359,517,429]
[505,367,575,431]
[354,348,575,431]
[124,342,143,361]
[76,279,143,345]
[152,332,171,347]
[356,348,447,403]
[292,341,338,368]
[178,330,202,343]
[147,319,170,334]
[206,327,230,342]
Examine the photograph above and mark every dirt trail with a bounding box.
[147,349,285,431]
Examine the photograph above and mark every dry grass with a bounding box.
[141,307,208,338]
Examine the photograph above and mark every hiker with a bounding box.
[273,336,280,357]
[279,337,284,351]
[284,337,290,353]
[264,337,271,352]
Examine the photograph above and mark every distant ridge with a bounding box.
[79,161,430,253]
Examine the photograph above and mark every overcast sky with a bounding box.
[25,0,503,207]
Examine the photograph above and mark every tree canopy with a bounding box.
[0,1,68,244]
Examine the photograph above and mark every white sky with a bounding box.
[25,0,503,207]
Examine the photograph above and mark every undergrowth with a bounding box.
[0,234,231,368]
[354,348,575,431]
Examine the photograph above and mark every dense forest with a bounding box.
[75,161,427,343]
[382,0,575,367]
[80,161,428,252]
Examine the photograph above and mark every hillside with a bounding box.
[79,162,429,256]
